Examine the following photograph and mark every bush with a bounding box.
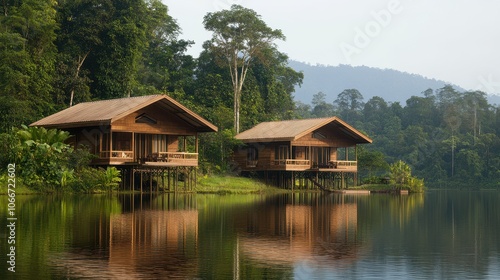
[14,125,73,191]
[2,126,121,192]
[71,167,121,193]
[389,160,425,192]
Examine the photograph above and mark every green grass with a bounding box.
[0,183,40,195]
[195,175,288,194]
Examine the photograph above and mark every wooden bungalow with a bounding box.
[31,94,217,190]
[233,117,372,189]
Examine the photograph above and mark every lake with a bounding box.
[1,191,499,279]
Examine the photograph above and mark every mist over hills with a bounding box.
[289,60,500,106]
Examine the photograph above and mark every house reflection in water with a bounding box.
[238,201,360,268]
[108,210,199,278]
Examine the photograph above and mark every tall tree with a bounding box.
[56,0,113,106]
[334,89,364,122]
[311,91,335,117]
[203,5,285,133]
[0,0,58,130]
[135,0,195,96]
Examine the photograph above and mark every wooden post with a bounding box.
[195,133,199,153]
[132,132,135,161]
[109,130,113,159]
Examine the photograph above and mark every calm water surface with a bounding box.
[1,191,499,279]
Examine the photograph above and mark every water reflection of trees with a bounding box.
[0,195,121,279]
[357,191,500,279]
[5,191,499,279]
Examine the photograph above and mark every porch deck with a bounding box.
[95,151,199,167]
[143,152,198,167]
[245,160,358,172]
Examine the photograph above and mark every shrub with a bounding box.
[389,160,425,192]
[71,167,121,193]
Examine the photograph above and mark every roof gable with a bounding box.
[31,95,218,132]
[235,117,372,144]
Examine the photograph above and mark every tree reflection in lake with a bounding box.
[1,191,499,279]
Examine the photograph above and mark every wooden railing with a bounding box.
[330,160,357,169]
[156,152,198,162]
[274,159,310,166]
[100,151,134,159]
[140,152,199,166]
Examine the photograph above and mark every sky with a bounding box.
[162,0,500,95]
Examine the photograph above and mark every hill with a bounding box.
[288,61,500,105]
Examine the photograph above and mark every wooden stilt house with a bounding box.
[31,95,217,190]
[233,117,372,189]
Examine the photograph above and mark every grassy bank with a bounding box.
[0,183,39,195]
[351,184,425,193]
[195,175,289,194]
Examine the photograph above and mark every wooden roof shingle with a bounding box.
[235,117,372,143]
[31,95,218,132]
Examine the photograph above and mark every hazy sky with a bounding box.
[162,0,500,95]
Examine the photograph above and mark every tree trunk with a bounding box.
[69,51,90,107]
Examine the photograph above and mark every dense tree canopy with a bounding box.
[0,2,498,189]
[296,86,500,188]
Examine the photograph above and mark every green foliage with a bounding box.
[13,126,73,190]
[389,160,412,185]
[198,129,242,174]
[358,146,389,178]
[389,160,425,192]
[2,126,123,192]
[99,167,122,190]
[297,86,500,188]
[0,0,58,130]
[69,167,121,193]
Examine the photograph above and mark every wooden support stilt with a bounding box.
[140,171,143,193]
[130,168,134,192]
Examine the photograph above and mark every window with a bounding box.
[135,113,157,124]
[247,147,258,161]
[275,145,289,160]
[312,131,326,139]
[112,132,132,151]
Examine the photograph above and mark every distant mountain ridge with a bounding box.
[288,60,499,105]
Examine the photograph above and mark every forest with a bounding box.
[0,0,499,189]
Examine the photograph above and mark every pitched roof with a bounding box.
[235,117,372,143]
[31,95,218,132]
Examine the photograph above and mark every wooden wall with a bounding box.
[292,126,357,148]
[233,143,277,170]
[111,103,198,135]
